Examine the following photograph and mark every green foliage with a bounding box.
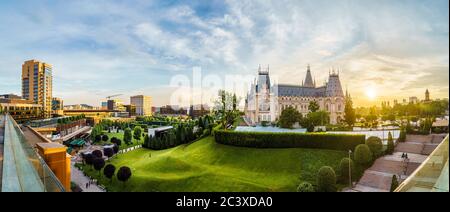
[344,95,356,127]
[306,111,330,126]
[133,126,143,143]
[365,136,383,158]
[297,182,315,192]
[316,166,337,192]
[339,158,354,183]
[279,106,302,129]
[124,128,132,145]
[354,144,372,165]
[390,175,399,192]
[398,127,406,142]
[214,130,365,151]
[308,101,320,112]
[386,132,394,154]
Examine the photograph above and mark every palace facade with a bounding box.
[244,65,345,125]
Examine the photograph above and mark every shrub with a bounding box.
[390,175,399,192]
[103,164,116,182]
[92,150,103,158]
[84,153,94,166]
[339,158,354,183]
[124,128,132,145]
[365,136,383,158]
[92,158,105,175]
[316,166,337,192]
[94,134,102,143]
[117,166,132,185]
[112,144,119,154]
[398,127,406,142]
[102,134,109,142]
[103,148,114,158]
[354,144,372,165]
[297,182,315,192]
[386,132,395,155]
[214,130,365,151]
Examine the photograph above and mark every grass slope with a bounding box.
[81,136,348,192]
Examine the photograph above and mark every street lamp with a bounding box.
[349,149,352,188]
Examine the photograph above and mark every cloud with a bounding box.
[0,0,448,107]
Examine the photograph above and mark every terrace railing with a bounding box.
[395,134,449,192]
[2,114,65,192]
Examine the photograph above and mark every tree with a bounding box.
[84,153,94,166]
[344,94,356,127]
[93,157,105,176]
[92,150,103,158]
[307,111,330,126]
[339,158,354,183]
[124,128,132,145]
[386,132,395,155]
[279,106,302,129]
[316,166,337,192]
[390,175,399,192]
[354,144,372,166]
[133,126,142,143]
[104,148,114,158]
[94,134,102,143]
[112,144,119,154]
[398,127,406,142]
[232,93,237,111]
[297,182,315,192]
[366,136,383,158]
[102,134,109,142]
[103,164,116,182]
[117,166,132,185]
[308,101,320,112]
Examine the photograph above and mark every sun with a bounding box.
[365,87,377,100]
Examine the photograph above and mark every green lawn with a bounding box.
[80,136,350,192]
[100,130,145,150]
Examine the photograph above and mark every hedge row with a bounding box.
[214,130,365,151]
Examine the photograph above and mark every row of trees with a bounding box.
[143,115,215,150]
[82,149,132,185]
[57,114,86,125]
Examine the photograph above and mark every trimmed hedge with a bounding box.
[214,130,365,151]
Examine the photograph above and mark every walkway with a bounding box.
[347,134,447,192]
[0,115,5,190]
[70,161,105,192]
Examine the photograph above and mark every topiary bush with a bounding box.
[297,182,315,192]
[386,132,395,155]
[316,166,337,192]
[390,175,399,192]
[339,158,354,183]
[354,144,372,166]
[365,136,383,158]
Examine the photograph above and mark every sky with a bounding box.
[0,0,448,107]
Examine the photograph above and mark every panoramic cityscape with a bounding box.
[0,0,448,199]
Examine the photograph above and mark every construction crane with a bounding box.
[106,94,122,100]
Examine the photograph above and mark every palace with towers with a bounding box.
[244,65,346,125]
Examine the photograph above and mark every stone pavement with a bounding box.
[70,161,105,192]
[347,134,446,192]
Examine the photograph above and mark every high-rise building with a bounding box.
[22,60,53,118]
[130,95,152,116]
[107,99,126,112]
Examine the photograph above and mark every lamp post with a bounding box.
[349,149,352,188]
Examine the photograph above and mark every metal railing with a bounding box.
[2,114,65,192]
[395,134,449,192]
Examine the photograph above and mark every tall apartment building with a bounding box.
[130,95,152,116]
[22,60,53,118]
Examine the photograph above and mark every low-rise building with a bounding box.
[0,94,44,122]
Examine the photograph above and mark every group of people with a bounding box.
[85,178,97,189]
[401,152,409,159]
